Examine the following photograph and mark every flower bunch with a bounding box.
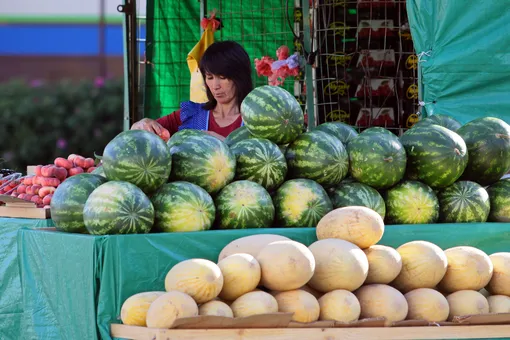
[255,45,302,86]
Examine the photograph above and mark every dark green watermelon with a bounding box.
[90,166,106,178]
[224,126,254,147]
[400,124,468,188]
[50,174,107,233]
[273,179,333,228]
[230,138,287,192]
[438,181,490,223]
[385,180,439,224]
[278,144,289,155]
[347,131,407,189]
[215,180,275,229]
[360,127,396,136]
[83,181,154,235]
[412,114,462,131]
[457,117,510,186]
[314,122,358,145]
[286,130,349,187]
[170,134,236,195]
[487,179,510,222]
[167,129,205,151]
[241,85,304,144]
[151,181,215,232]
[102,130,172,194]
[329,182,386,219]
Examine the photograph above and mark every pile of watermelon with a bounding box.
[50,85,510,235]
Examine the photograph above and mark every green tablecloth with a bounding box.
[17,223,510,340]
[0,217,54,340]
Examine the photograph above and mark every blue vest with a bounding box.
[178,101,244,131]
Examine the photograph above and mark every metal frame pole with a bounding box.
[302,0,315,129]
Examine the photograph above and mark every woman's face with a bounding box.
[205,73,236,105]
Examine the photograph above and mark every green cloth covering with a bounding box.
[407,0,510,124]
[16,223,510,340]
[0,218,54,340]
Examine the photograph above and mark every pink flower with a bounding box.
[56,138,67,150]
[94,77,105,88]
[255,56,275,77]
[276,45,290,60]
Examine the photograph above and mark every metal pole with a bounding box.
[302,0,315,129]
[200,0,207,34]
[121,0,131,131]
[99,0,107,78]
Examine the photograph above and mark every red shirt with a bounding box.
[156,110,242,138]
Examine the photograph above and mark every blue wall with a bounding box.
[0,24,145,56]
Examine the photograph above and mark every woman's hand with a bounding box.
[205,130,226,141]
[131,118,170,142]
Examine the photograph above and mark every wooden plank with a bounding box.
[110,324,510,340]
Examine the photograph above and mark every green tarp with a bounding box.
[407,0,510,124]
[17,223,510,340]
[0,218,54,340]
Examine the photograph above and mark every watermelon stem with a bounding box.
[496,134,510,139]
[383,157,394,162]
[454,148,461,155]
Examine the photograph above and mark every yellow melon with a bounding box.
[355,284,408,322]
[392,241,448,293]
[487,252,510,296]
[274,290,320,323]
[318,289,361,322]
[230,291,278,318]
[120,291,165,326]
[218,234,290,261]
[316,206,384,249]
[217,253,261,301]
[256,240,315,291]
[438,246,493,293]
[404,288,449,322]
[146,291,198,328]
[363,245,402,284]
[446,290,489,320]
[165,259,223,304]
[198,300,234,317]
[307,239,368,293]
[488,295,510,313]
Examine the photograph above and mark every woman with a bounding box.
[131,40,253,141]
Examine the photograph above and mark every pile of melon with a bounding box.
[120,206,510,328]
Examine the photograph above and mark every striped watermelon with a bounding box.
[278,144,289,155]
[438,181,490,223]
[83,181,154,235]
[167,129,205,151]
[273,179,333,227]
[286,130,349,187]
[170,134,236,195]
[361,127,396,136]
[224,126,254,147]
[50,174,107,233]
[385,180,439,224]
[91,166,106,178]
[230,138,287,192]
[314,122,358,145]
[102,130,172,194]
[487,179,510,222]
[400,124,468,188]
[457,117,510,186]
[151,181,215,232]
[347,131,407,189]
[412,114,462,132]
[215,180,275,229]
[329,182,386,219]
[241,85,304,144]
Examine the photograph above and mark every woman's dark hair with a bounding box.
[199,40,253,111]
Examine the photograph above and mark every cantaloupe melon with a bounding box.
[218,234,290,261]
[307,239,368,293]
[217,253,261,301]
[274,290,320,323]
[269,285,323,300]
[438,246,493,293]
[146,291,198,328]
[256,240,315,291]
[230,291,278,317]
[198,300,234,317]
[316,206,384,249]
[487,252,510,296]
[487,295,510,313]
[318,289,361,322]
[392,241,448,293]
[120,291,165,326]
[404,288,449,322]
[165,259,223,304]
[355,284,408,322]
[363,245,402,284]
[446,290,489,320]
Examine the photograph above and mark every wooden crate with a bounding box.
[0,195,51,219]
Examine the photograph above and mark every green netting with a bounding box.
[144,0,295,119]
